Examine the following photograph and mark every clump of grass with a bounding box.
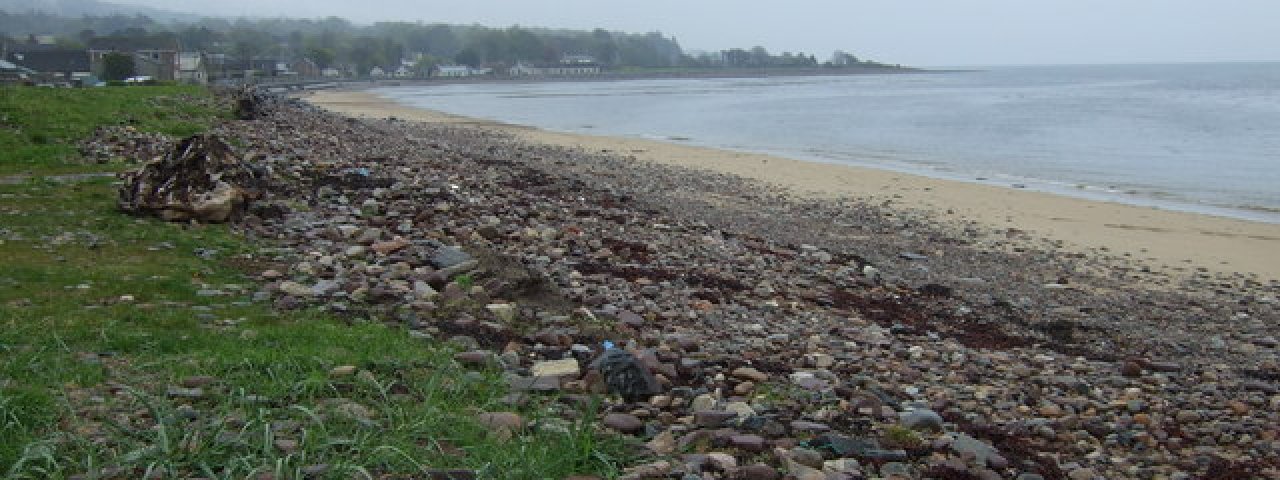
[880,425,924,450]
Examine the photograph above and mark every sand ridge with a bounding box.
[301,89,1280,282]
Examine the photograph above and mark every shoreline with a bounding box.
[300,89,1280,282]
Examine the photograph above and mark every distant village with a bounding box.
[0,33,612,87]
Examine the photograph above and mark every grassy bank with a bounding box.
[0,87,633,478]
[0,86,222,176]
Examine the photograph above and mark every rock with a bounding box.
[900,408,945,432]
[1119,360,1143,377]
[508,375,561,392]
[603,413,645,433]
[732,464,780,480]
[476,412,524,431]
[729,434,766,452]
[454,351,496,368]
[431,246,474,269]
[181,375,216,388]
[789,420,830,433]
[694,411,738,427]
[691,393,717,411]
[278,281,314,297]
[647,430,677,454]
[371,238,410,255]
[117,134,266,223]
[330,365,358,377]
[951,433,1000,468]
[1068,468,1098,480]
[532,358,581,377]
[166,387,204,399]
[731,366,768,383]
[706,452,738,471]
[619,460,672,480]
[486,303,518,322]
[723,401,756,420]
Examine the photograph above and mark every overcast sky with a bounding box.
[111,0,1279,66]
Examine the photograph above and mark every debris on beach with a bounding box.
[78,125,175,164]
[117,134,267,223]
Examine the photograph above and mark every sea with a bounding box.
[376,63,1280,223]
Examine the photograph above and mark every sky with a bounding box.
[109,0,1279,66]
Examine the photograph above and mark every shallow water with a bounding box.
[378,63,1280,223]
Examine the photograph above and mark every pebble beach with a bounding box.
[190,88,1280,479]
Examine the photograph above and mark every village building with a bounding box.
[0,59,35,85]
[4,48,92,85]
[88,36,179,82]
[508,55,602,77]
[433,64,472,77]
[176,52,208,85]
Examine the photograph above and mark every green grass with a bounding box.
[0,88,637,478]
[0,85,225,176]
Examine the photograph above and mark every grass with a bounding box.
[0,85,225,176]
[0,87,636,478]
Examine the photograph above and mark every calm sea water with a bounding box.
[377,64,1280,223]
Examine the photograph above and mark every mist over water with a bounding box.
[379,63,1280,223]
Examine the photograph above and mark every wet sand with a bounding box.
[301,89,1280,282]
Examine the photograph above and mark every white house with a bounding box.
[322,67,342,78]
[176,52,208,85]
[434,65,471,77]
[369,66,387,78]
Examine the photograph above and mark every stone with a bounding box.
[508,375,561,392]
[789,420,831,433]
[486,303,518,322]
[166,387,204,399]
[532,358,581,378]
[181,375,216,388]
[330,365,358,377]
[694,411,738,427]
[647,430,677,454]
[723,401,756,420]
[823,459,861,474]
[278,281,313,297]
[691,393,717,411]
[1068,468,1098,480]
[1119,360,1143,377]
[476,412,524,431]
[454,351,496,368]
[619,461,672,480]
[951,433,1000,467]
[431,246,474,269]
[733,464,780,480]
[900,408,945,432]
[371,238,410,255]
[731,367,769,383]
[706,452,737,471]
[603,413,645,433]
[730,434,766,452]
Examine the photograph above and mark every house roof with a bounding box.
[5,50,90,74]
[0,59,36,73]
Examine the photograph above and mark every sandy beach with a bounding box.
[302,89,1280,282]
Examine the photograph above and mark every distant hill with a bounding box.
[0,0,195,22]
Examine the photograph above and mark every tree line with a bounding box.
[0,9,896,73]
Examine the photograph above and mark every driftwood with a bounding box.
[117,134,267,223]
